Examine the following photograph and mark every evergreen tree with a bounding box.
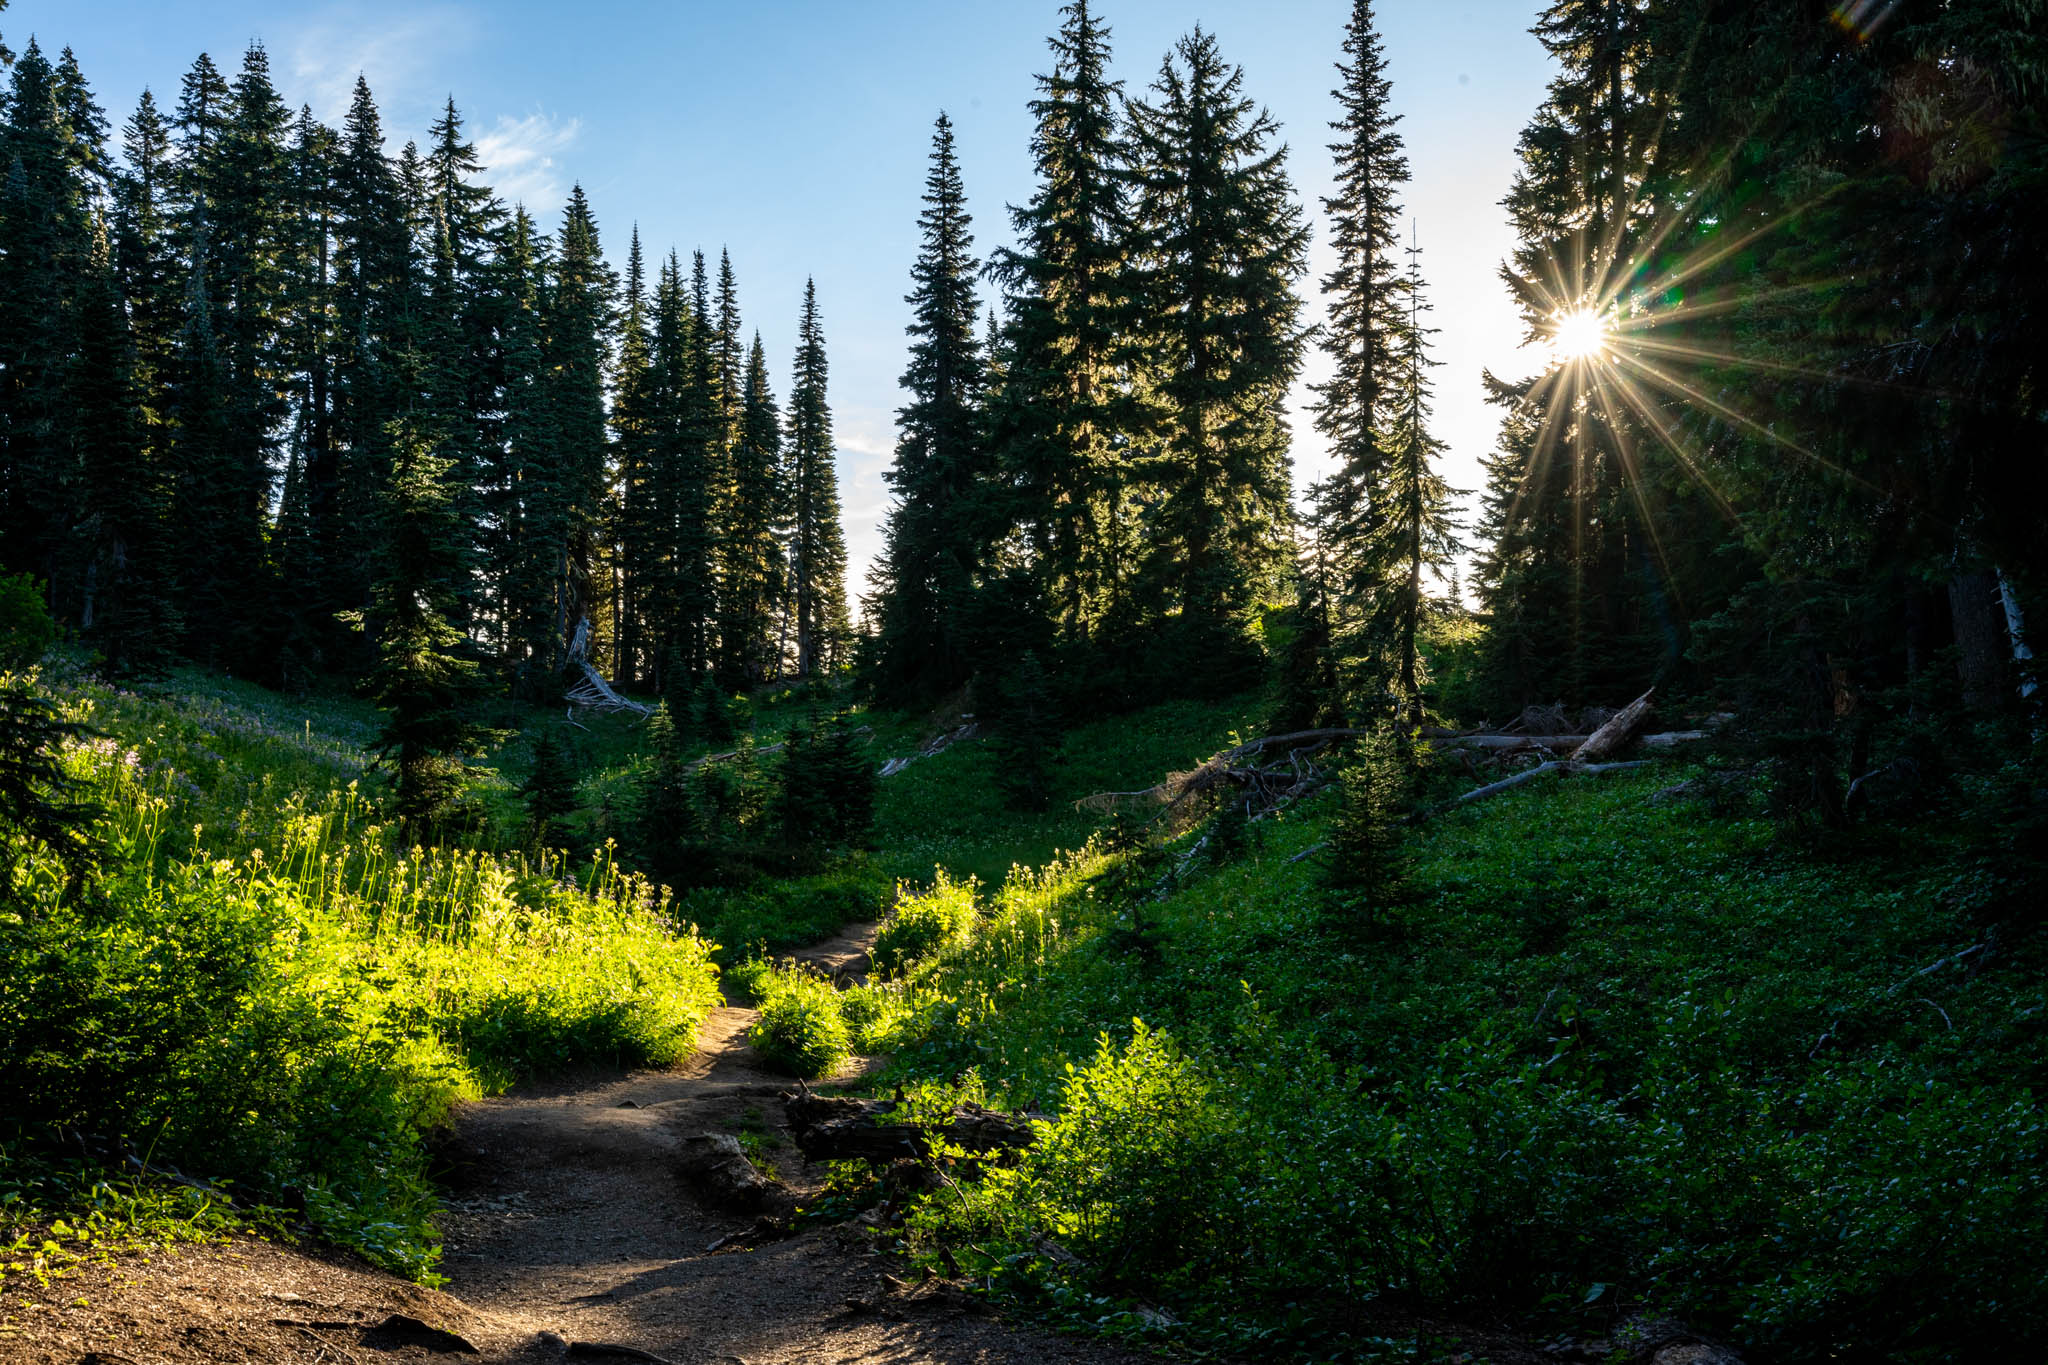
[721,333,784,685]
[785,279,849,677]
[1125,28,1308,679]
[205,45,295,662]
[870,111,985,703]
[634,698,696,880]
[612,225,655,683]
[1364,235,1461,721]
[360,420,487,835]
[1308,0,1411,709]
[323,77,408,664]
[0,41,97,614]
[991,648,1060,812]
[1479,0,1664,706]
[521,729,578,849]
[987,0,1137,644]
[531,185,615,678]
[75,220,177,675]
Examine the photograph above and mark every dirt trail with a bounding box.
[433,921,1139,1364]
[4,921,1143,1365]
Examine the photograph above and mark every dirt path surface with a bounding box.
[438,918,1140,1363]
[2,922,1146,1365]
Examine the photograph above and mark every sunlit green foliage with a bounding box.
[0,675,718,1283]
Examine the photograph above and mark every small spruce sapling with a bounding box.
[521,730,579,850]
[992,649,1059,812]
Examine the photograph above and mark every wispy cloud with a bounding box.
[835,402,898,596]
[477,110,582,212]
[284,7,474,126]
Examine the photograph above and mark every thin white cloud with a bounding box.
[477,110,582,212]
[835,400,898,597]
[285,7,474,126]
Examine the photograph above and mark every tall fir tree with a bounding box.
[1308,0,1411,711]
[1125,28,1308,682]
[785,279,848,677]
[1365,234,1461,720]
[530,185,615,679]
[869,111,985,704]
[612,225,654,683]
[722,333,784,685]
[360,418,487,835]
[987,0,1136,645]
[1479,0,1664,706]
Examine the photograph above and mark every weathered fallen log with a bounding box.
[676,1132,780,1209]
[1572,688,1654,763]
[1422,758,1648,817]
[793,1117,930,1163]
[1423,729,1707,754]
[879,721,981,778]
[784,1089,1038,1165]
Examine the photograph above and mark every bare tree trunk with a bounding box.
[1949,569,2009,711]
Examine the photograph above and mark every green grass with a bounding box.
[864,758,2048,1362]
[2,671,720,1286]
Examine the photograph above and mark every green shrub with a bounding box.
[747,970,850,1078]
[0,573,55,673]
[839,981,911,1052]
[873,869,979,976]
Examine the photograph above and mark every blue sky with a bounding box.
[2,0,1552,594]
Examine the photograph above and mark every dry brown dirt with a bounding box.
[0,923,1147,1365]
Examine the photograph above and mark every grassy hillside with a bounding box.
[1,669,721,1283]
[6,664,2043,1362]
[846,739,2047,1362]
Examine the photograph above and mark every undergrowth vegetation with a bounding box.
[6,653,2042,1364]
[862,757,2048,1362]
[0,670,719,1284]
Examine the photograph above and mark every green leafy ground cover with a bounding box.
[2,671,720,1284]
[846,751,2047,1362]
[7,668,2042,1363]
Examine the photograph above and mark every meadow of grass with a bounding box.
[1,669,719,1284]
[848,757,2048,1363]
[13,657,2037,1363]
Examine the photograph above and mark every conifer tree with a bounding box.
[521,730,578,850]
[613,226,655,683]
[1126,28,1308,678]
[721,333,784,685]
[207,45,294,657]
[1365,236,1461,720]
[1480,0,1662,705]
[323,77,408,662]
[360,419,487,835]
[532,185,615,677]
[785,279,849,677]
[988,0,1136,643]
[870,111,985,703]
[0,41,97,611]
[1309,0,1411,708]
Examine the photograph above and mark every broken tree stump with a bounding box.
[676,1133,780,1210]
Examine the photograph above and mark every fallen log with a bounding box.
[1572,688,1654,763]
[793,1117,929,1163]
[1418,758,1649,819]
[784,1089,1038,1165]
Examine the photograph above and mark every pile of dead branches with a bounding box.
[1076,728,1369,831]
[1074,689,1720,829]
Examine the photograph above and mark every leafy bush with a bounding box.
[0,678,720,1282]
[0,573,55,673]
[873,869,979,976]
[747,969,850,1078]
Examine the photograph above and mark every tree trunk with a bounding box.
[1949,569,2009,711]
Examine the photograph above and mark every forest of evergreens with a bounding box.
[3,0,2046,1361]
